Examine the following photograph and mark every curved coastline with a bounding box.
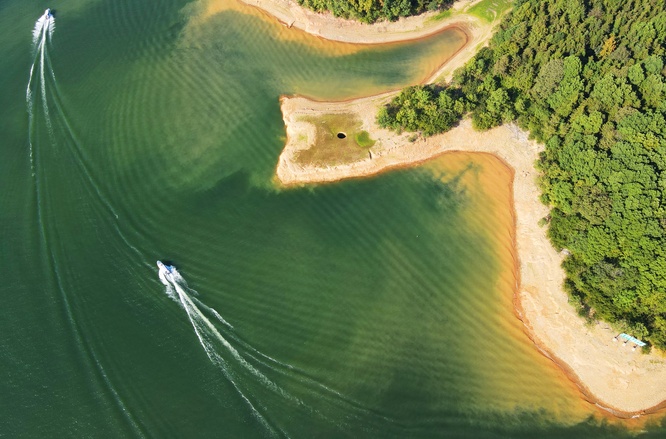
[237,0,666,420]
[234,0,487,44]
[275,93,666,417]
[219,0,494,84]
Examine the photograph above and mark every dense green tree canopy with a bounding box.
[377,85,466,135]
[379,0,666,348]
[296,0,452,23]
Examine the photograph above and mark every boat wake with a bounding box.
[32,9,55,47]
[24,11,147,437]
[156,262,399,435]
[27,9,55,176]
[157,261,292,436]
[26,8,143,261]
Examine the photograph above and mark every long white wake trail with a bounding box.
[25,12,147,438]
[162,270,393,432]
[27,9,55,175]
[166,276,288,437]
[26,9,144,263]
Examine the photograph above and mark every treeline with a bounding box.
[377,85,467,135]
[296,0,452,23]
[379,0,666,348]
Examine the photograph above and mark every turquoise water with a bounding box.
[1,0,664,437]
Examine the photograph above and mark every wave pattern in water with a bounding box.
[24,10,152,437]
[160,264,433,436]
[3,1,652,437]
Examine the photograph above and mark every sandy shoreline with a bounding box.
[276,94,666,416]
[226,0,493,83]
[235,0,485,44]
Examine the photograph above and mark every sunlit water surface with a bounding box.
[1,0,664,437]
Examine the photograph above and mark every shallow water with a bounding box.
[1,0,664,437]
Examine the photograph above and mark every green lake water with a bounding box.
[1,0,664,437]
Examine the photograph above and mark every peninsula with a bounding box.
[212,0,666,417]
[276,93,666,416]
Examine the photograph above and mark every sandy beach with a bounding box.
[275,94,666,416]
[234,0,485,44]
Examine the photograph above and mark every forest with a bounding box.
[378,0,666,349]
[295,0,452,22]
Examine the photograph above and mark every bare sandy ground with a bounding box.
[234,0,485,44]
[276,94,666,416]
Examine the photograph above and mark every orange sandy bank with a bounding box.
[200,0,497,83]
[275,94,666,416]
[234,0,485,44]
[239,0,496,82]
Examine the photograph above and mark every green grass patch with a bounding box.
[295,113,375,166]
[467,0,512,23]
[354,131,375,148]
[429,9,453,22]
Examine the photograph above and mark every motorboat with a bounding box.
[157,260,177,286]
[157,260,176,274]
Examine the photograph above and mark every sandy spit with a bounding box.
[275,94,666,416]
